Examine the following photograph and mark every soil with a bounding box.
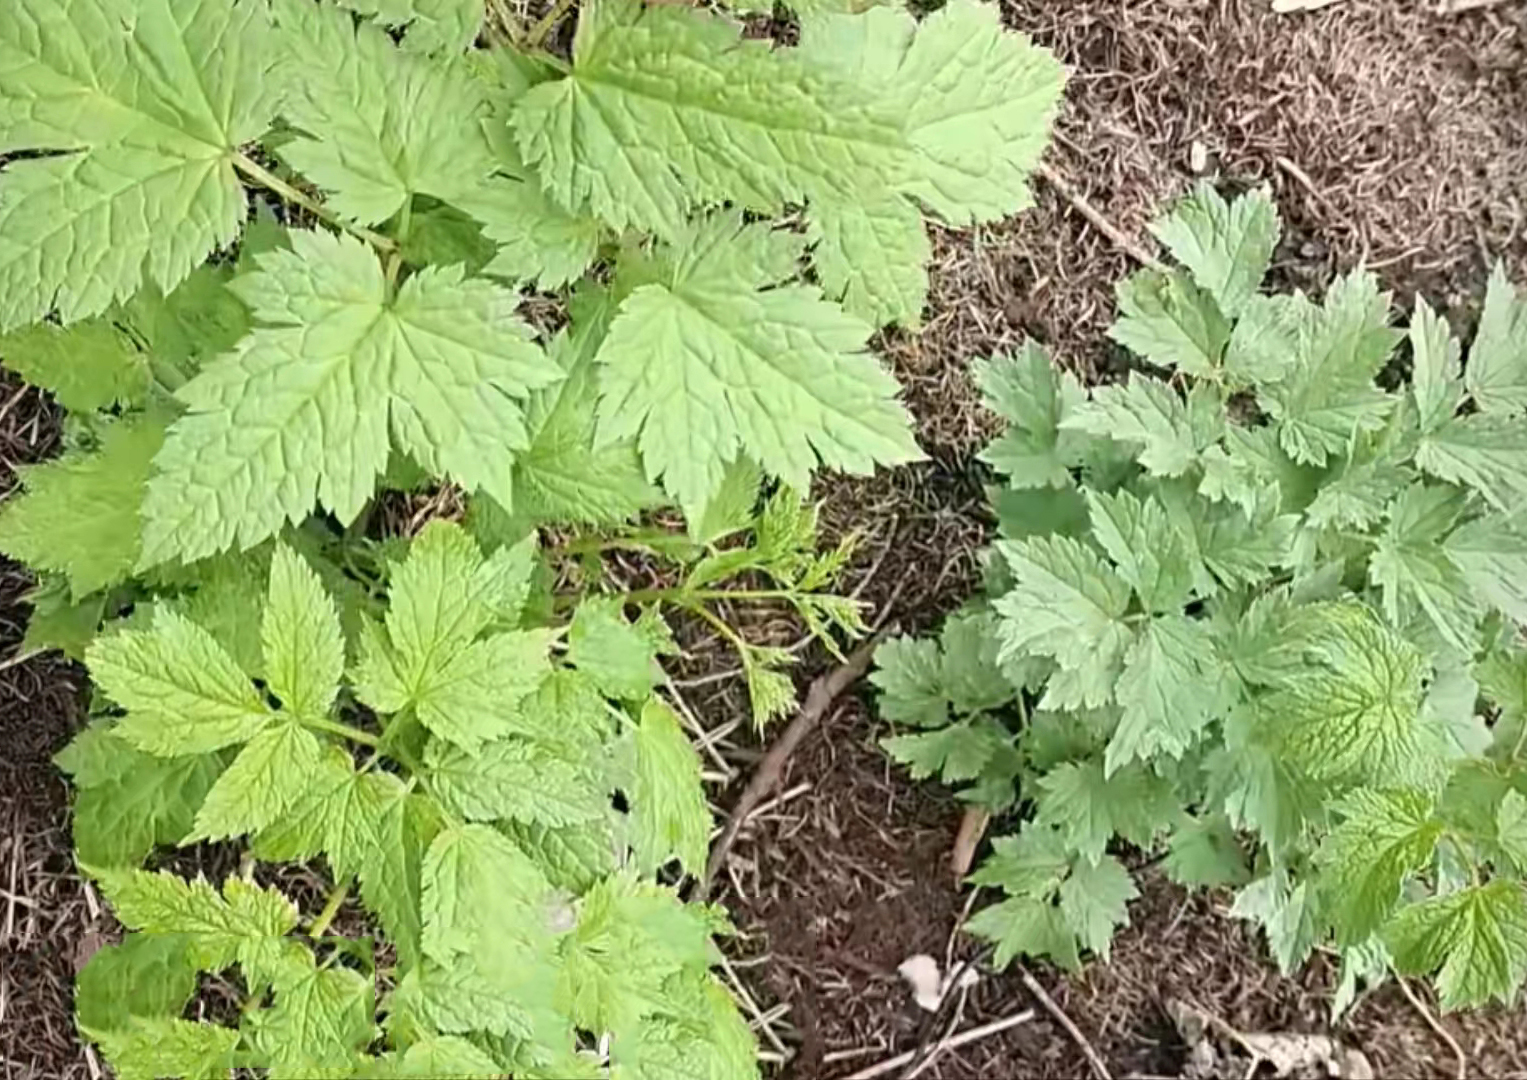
[4,1,1527,1078]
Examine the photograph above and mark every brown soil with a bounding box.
[5,1,1527,1078]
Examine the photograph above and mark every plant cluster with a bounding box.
[873,186,1527,1014]
[0,0,1063,1076]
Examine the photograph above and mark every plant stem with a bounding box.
[308,880,351,939]
[622,586,798,607]
[304,715,381,748]
[553,528,694,557]
[524,0,577,49]
[232,153,396,255]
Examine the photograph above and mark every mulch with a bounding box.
[4,0,1527,1078]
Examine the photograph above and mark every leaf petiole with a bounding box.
[232,153,396,256]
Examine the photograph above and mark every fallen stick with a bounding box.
[1019,966,1112,1080]
[700,630,888,898]
[1396,976,1468,1080]
[1036,162,1167,273]
[842,1009,1038,1080]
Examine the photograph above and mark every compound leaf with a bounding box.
[1058,853,1137,961]
[187,718,324,842]
[1385,882,1527,1010]
[1315,788,1442,946]
[632,699,710,877]
[965,895,1079,972]
[1148,185,1279,319]
[1415,413,1527,511]
[261,544,344,723]
[1107,614,1230,774]
[1466,265,1527,416]
[976,343,1092,489]
[1109,269,1230,377]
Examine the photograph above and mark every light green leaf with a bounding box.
[188,718,324,842]
[594,215,919,510]
[1109,269,1230,377]
[1107,615,1230,774]
[1230,872,1319,975]
[0,0,279,329]
[93,1018,240,1080]
[270,0,494,224]
[882,719,1009,783]
[1370,484,1483,654]
[1223,292,1308,388]
[1415,413,1527,511]
[1085,488,1194,612]
[1163,814,1248,888]
[360,786,437,973]
[262,545,344,722]
[1058,854,1137,961]
[250,955,376,1074]
[1061,375,1202,476]
[1385,881,1527,1010]
[1034,760,1179,865]
[633,699,711,877]
[968,826,1071,897]
[0,318,149,411]
[1466,264,1527,415]
[1444,513,1527,624]
[56,724,221,868]
[21,576,105,661]
[513,0,906,238]
[995,534,1132,709]
[808,194,929,328]
[965,895,1079,972]
[501,819,618,895]
[1315,789,1442,946]
[567,598,666,700]
[1258,271,1400,466]
[1497,790,1527,874]
[386,1036,506,1078]
[871,636,947,728]
[141,230,560,565]
[88,608,269,757]
[454,176,603,290]
[0,412,167,598]
[334,0,484,54]
[121,264,253,377]
[939,612,1015,715]
[428,737,607,826]
[99,871,299,981]
[976,343,1093,489]
[1410,296,1464,430]
[76,933,198,1035]
[1148,185,1279,319]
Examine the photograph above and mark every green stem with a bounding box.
[1511,716,1527,764]
[304,715,381,748]
[624,587,797,607]
[308,880,351,939]
[524,0,577,49]
[232,153,396,255]
[553,528,693,557]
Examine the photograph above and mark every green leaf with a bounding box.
[1415,413,1527,511]
[501,820,618,895]
[871,636,948,728]
[360,786,438,973]
[1497,790,1527,874]
[1231,872,1319,975]
[1223,293,1308,388]
[1085,488,1194,612]
[56,724,221,867]
[122,264,253,374]
[187,718,324,842]
[513,0,905,239]
[99,871,299,981]
[1258,271,1400,466]
[1162,814,1248,888]
[1465,264,1527,415]
[1410,296,1464,430]
[968,826,1071,897]
[1385,881,1527,1010]
[1061,375,1203,477]
[269,0,494,224]
[428,737,608,826]
[249,955,376,1074]
[141,230,560,565]
[1370,484,1483,654]
[262,545,344,722]
[882,719,1009,783]
[88,608,270,757]
[1315,789,1442,946]
[93,1018,240,1080]
[632,699,711,877]
[1107,615,1230,774]
[0,0,279,329]
[21,576,105,661]
[454,177,603,290]
[384,1036,506,1078]
[1444,513,1527,624]
[1058,854,1137,961]
[965,895,1079,972]
[1267,603,1437,789]
[1148,185,1279,319]
[808,194,929,328]
[939,612,1015,715]
[566,598,667,701]
[334,0,484,54]
[995,534,1132,709]
[594,215,919,509]
[0,318,149,411]
[975,343,1093,489]
[1109,270,1230,377]
[1034,760,1178,865]
[0,412,168,598]
[76,933,198,1034]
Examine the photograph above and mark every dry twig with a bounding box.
[1035,162,1166,274]
[1395,976,1468,1080]
[1019,965,1112,1080]
[841,1009,1038,1080]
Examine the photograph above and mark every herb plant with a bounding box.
[873,186,1527,1014]
[0,0,1063,1075]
